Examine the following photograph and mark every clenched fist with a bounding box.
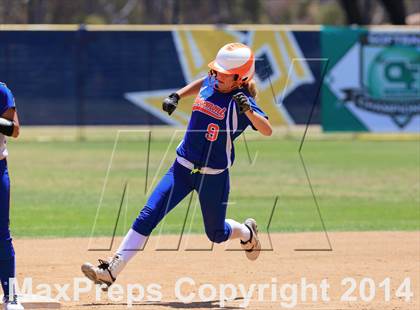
[162,93,180,115]
[232,92,251,114]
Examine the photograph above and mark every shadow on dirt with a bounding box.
[81,298,245,309]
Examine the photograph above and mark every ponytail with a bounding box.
[244,79,258,100]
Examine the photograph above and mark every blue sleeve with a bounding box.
[237,96,268,131]
[0,84,16,116]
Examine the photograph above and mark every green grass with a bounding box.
[6,127,420,237]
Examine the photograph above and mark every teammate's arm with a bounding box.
[0,108,20,138]
[162,77,205,115]
[245,110,272,136]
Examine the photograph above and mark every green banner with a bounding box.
[322,26,420,132]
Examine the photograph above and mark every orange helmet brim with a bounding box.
[208,60,234,75]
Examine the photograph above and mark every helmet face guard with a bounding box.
[208,43,255,88]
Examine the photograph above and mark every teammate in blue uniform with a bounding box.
[0,83,23,310]
[82,43,273,290]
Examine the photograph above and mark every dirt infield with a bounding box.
[14,232,419,309]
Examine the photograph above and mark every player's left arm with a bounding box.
[0,108,20,138]
[244,110,272,136]
[233,92,272,136]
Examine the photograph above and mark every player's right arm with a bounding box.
[162,77,205,115]
[175,77,205,99]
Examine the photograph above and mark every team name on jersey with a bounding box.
[192,97,226,120]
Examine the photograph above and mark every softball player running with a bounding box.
[82,43,273,290]
[0,83,23,310]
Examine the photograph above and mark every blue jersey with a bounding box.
[176,77,268,169]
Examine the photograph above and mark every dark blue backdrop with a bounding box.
[0,29,321,125]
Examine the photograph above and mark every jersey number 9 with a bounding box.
[205,123,219,142]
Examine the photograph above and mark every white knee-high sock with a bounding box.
[225,219,251,242]
[116,229,148,263]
